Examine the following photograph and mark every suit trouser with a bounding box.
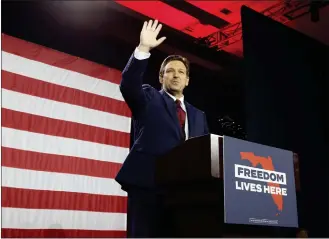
[127,188,174,238]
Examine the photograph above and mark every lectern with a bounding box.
[155,134,300,237]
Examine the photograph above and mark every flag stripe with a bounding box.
[2,147,122,179]
[2,33,130,238]
[2,70,131,117]
[1,229,126,238]
[2,108,130,148]
[1,207,127,230]
[2,89,131,133]
[2,187,127,213]
[2,167,126,197]
[2,50,124,101]
[2,127,129,164]
[2,34,123,85]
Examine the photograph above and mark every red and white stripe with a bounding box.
[1,34,130,238]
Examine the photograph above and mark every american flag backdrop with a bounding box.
[1,34,130,238]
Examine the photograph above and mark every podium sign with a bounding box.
[223,136,298,227]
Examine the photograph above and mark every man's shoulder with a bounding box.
[141,84,154,90]
[185,101,206,115]
[141,84,163,99]
[141,84,158,93]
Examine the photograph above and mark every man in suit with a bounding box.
[115,19,209,237]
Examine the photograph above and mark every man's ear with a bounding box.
[186,77,190,86]
[159,76,163,84]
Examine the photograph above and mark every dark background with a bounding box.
[242,6,329,237]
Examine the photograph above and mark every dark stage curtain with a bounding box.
[241,6,329,237]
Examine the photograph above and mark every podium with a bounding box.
[155,134,300,237]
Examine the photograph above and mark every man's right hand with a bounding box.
[138,19,166,53]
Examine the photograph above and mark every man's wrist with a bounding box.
[134,47,151,60]
[137,44,151,53]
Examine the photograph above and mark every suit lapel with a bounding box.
[185,101,195,138]
[159,90,181,138]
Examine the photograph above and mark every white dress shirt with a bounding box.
[133,47,189,140]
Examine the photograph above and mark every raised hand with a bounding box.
[138,19,166,53]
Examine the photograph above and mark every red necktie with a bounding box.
[175,99,186,138]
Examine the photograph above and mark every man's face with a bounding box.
[160,60,189,96]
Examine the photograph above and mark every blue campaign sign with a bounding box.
[223,136,298,227]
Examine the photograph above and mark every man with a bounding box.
[115,19,209,237]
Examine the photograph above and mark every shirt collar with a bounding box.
[163,89,184,103]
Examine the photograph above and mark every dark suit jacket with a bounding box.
[115,54,209,190]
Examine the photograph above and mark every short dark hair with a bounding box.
[159,55,190,77]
